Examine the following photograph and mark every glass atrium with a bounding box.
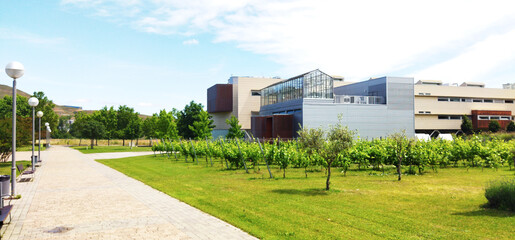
[261,69,334,106]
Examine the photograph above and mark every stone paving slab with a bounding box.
[1,146,257,240]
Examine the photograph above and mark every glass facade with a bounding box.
[261,70,334,106]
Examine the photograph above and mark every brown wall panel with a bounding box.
[207,84,233,113]
[471,110,512,130]
[272,115,293,139]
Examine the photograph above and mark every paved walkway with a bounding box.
[2,146,257,240]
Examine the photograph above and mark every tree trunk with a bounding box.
[130,139,133,149]
[136,138,139,146]
[123,139,125,146]
[283,168,286,178]
[108,139,110,146]
[397,157,402,181]
[95,139,98,146]
[90,139,94,149]
[79,138,82,146]
[326,163,332,190]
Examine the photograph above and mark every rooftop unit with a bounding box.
[460,82,485,88]
[416,80,442,85]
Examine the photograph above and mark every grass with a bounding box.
[98,154,515,240]
[0,161,31,178]
[72,146,152,154]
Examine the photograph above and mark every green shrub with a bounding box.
[484,178,515,211]
[488,120,501,133]
[507,121,515,132]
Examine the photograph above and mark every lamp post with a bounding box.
[37,111,43,164]
[5,61,24,196]
[28,97,39,172]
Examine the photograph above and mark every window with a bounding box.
[473,99,483,102]
[478,116,489,120]
[490,116,500,120]
[438,97,449,102]
[424,93,431,96]
[500,116,511,120]
[438,115,449,120]
[251,90,261,96]
[494,99,504,103]
[418,93,424,95]
[425,111,431,114]
[449,115,461,120]
[418,111,424,114]
[505,100,514,103]
[484,99,493,103]
[449,98,460,102]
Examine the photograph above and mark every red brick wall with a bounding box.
[471,110,512,130]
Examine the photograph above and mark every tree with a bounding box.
[507,121,515,132]
[0,95,31,118]
[32,91,59,134]
[188,110,215,140]
[389,131,413,181]
[0,116,32,162]
[52,115,73,139]
[322,120,354,190]
[125,117,142,148]
[93,106,117,145]
[177,101,204,139]
[225,115,244,139]
[488,120,501,132]
[142,115,158,139]
[116,105,137,146]
[156,109,178,139]
[80,120,106,149]
[460,115,473,134]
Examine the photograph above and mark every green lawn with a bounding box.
[0,161,32,178]
[72,146,152,154]
[98,155,515,240]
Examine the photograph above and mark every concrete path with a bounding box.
[2,146,257,240]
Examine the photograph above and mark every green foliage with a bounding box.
[461,115,473,134]
[52,115,73,139]
[507,121,515,132]
[0,117,31,161]
[0,94,31,118]
[79,120,106,149]
[93,106,117,141]
[488,120,501,132]
[484,178,515,211]
[225,115,244,139]
[155,109,178,139]
[188,110,215,140]
[177,101,204,139]
[32,91,59,133]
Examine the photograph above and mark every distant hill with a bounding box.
[0,84,83,116]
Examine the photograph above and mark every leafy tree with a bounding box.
[0,95,32,118]
[0,116,32,162]
[52,115,73,139]
[142,115,158,139]
[488,120,501,132]
[389,131,414,181]
[460,115,473,134]
[506,121,515,132]
[125,117,142,148]
[80,120,106,149]
[177,101,204,139]
[70,111,90,145]
[225,115,244,139]
[322,120,354,190]
[156,109,178,139]
[32,91,59,134]
[116,105,138,146]
[188,110,215,140]
[93,106,117,145]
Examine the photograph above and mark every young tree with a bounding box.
[142,115,158,139]
[225,115,244,139]
[189,110,215,140]
[488,120,501,132]
[323,121,354,190]
[125,117,142,148]
[507,121,515,132]
[460,115,473,134]
[389,131,413,181]
[32,91,59,133]
[52,115,73,139]
[116,105,136,146]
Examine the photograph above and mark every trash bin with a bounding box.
[0,175,10,197]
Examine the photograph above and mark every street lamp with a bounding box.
[28,97,39,171]
[5,61,24,196]
[37,111,43,164]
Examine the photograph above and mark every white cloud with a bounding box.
[182,38,199,45]
[61,0,515,84]
[138,102,153,107]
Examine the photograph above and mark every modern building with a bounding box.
[207,70,515,139]
[414,80,515,133]
[207,76,283,138]
[252,70,415,139]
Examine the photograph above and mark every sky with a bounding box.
[1,0,515,115]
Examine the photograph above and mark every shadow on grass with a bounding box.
[271,188,329,196]
[452,208,514,218]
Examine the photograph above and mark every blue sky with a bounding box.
[2,0,515,115]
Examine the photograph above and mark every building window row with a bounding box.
[477,115,512,121]
[438,115,463,120]
[437,97,514,104]
[418,92,431,95]
[418,111,431,114]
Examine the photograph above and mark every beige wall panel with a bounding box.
[415,115,461,130]
[415,97,515,115]
[236,77,283,129]
[211,112,232,130]
[415,85,515,99]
